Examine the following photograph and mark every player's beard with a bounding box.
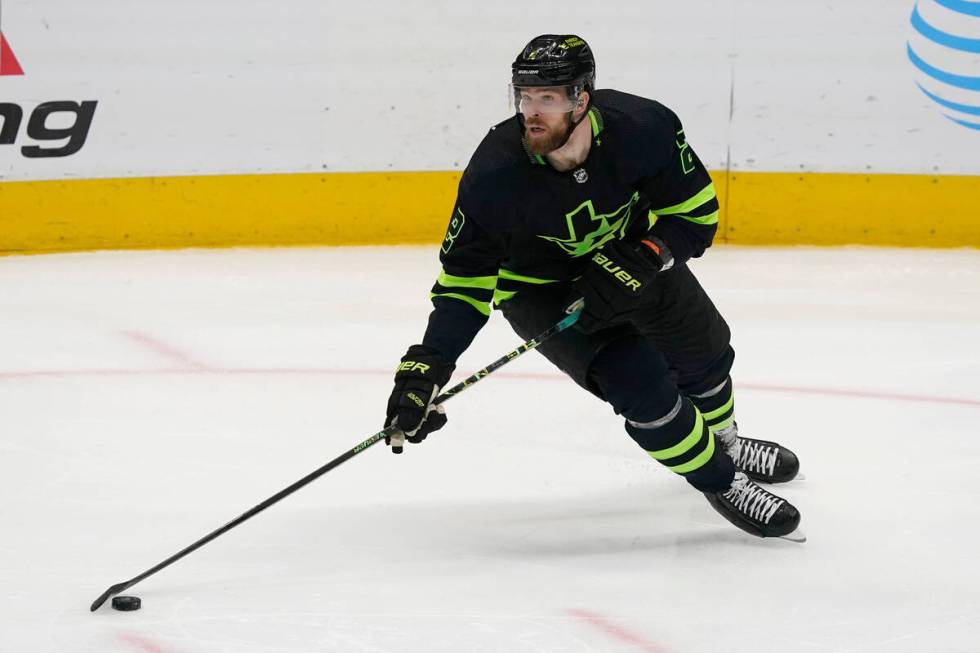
[523,115,571,155]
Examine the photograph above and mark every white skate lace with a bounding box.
[728,438,779,477]
[724,473,784,524]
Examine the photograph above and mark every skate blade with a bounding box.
[778,527,807,543]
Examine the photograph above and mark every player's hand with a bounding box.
[384,345,454,453]
[572,238,672,334]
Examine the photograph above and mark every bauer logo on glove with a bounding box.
[396,361,431,374]
[572,237,673,334]
[590,251,645,292]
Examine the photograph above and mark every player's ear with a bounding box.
[574,91,590,119]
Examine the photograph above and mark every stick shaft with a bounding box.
[436,301,582,403]
[91,303,582,611]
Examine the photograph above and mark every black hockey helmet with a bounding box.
[511,34,596,92]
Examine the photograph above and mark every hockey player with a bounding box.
[383,35,803,540]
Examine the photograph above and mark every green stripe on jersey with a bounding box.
[648,209,718,228]
[588,110,601,138]
[436,271,497,290]
[498,269,558,285]
[430,292,491,316]
[651,183,717,216]
[679,210,719,225]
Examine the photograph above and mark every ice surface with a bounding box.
[0,245,978,653]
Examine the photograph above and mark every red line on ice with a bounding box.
[735,381,980,407]
[566,608,669,653]
[117,632,177,653]
[120,331,211,371]
[0,365,976,408]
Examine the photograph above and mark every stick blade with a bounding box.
[90,582,129,612]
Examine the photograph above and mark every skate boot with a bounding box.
[704,471,804,541]
[716,422,799,483]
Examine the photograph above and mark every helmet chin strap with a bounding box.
[554,105,587,150]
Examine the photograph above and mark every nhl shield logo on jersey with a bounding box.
[572,168,589,184]
[538,192,639,258]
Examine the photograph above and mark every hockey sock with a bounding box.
[625,396,734,492]
[689,376,735,436]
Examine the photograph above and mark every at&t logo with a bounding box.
[907,0,980,131]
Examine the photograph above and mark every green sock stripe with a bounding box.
[702,392,734,423]
[704,406,734,428]
[492,289,517,305]
[708,415,735,433]
[647,410,705,461]
[668,431,716,474]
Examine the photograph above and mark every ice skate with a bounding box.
[704,472,805,542]
[716,422,800,484]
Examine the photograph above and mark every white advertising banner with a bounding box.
[1,0,977,182]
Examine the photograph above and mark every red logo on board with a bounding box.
[1,32,25,76]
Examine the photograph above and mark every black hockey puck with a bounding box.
[111,596,141,611]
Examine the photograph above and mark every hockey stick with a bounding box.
[90,299,584,611]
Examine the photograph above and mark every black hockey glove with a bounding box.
[572,237,673,334]
[384,344,455,454]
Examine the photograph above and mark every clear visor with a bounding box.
[509,84,584,115]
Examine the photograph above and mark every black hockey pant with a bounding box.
[500,263,737,492]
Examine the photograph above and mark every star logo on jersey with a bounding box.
[538,193,639,257]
